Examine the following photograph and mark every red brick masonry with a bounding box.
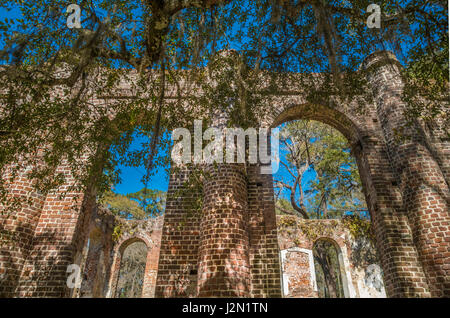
[0,51,448,297]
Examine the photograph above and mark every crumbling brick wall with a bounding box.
[277,215,386,298]
[107,215,163,298]
[77,212,387,298]
[0,166,45,297]
[73,205,163,298]
[0,51,448,298]
[78,206,115,298]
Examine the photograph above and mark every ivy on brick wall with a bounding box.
[297,219,341,243]
[110,215,151,242]
[278,215,342,243]
[112,224,123,242]
[277,214,375,252]
[341,215,375,244]
[171,165,209,230]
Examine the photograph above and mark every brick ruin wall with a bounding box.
[0,51,448,298]
[76,207,164,298]
[75,211,386,298]
[277,216,386,298]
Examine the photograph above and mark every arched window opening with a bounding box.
[116,241,148,298]
[313,239,345,298]
[274,119,369,220]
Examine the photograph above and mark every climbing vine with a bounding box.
[277,214,374,247]
[341,215,374,244]
[112,224,123,242]
[297,219,340,242]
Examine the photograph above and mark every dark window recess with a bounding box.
[190,269,197,275]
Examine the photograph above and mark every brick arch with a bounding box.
[108,234,154,298]
[309,235,345,251]
[264,101,368,212]
[267,102,363,145]
[116,234,152,255]
[156,51,448,298]
[264,100,377,288]
[258,82,438,297]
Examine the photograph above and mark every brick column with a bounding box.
[0,167,45,297]
[247,165,282,297]
[155,164,202,298]
[363,51,450,297]
[14,158,94,297]
[197,163,251,297]
[354,137,430,297]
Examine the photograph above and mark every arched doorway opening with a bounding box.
[273,118,368,220]
[115,239,149,298]
[312,238,347,298]
[270,104,385,298]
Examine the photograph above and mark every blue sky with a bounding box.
[111,133,171,195]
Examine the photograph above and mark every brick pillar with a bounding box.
[197,163,251,297]
[155,164,201,298]
[14,158,93,297]
[354,137,430,297]
[247,165,282,297]
[0,167,45,297]
[363,51,450,297]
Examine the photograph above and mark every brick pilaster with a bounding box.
[363,51,450,297]
[197,164,251,297]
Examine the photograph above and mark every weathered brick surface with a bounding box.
[0,167,45,297]
[155,166,201,298]
[278,216,386,298]
[281,249,317,298]
[76,213,386,298]
[361,52,449,297]
[79,207,115,298]
[247,166,282,297]
[1,158,93,297]
[0,51,448,298]
[197,164,251,297]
